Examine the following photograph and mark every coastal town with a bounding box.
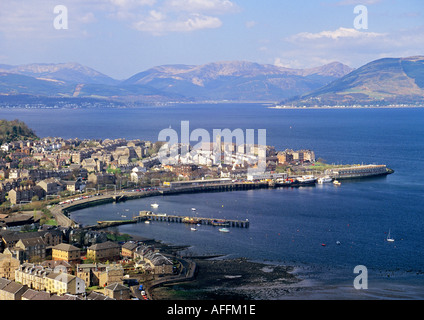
[0,120,392,300]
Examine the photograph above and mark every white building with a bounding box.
[247,172,288,181]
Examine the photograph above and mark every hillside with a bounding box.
[0,61,353,104]
[0,119,38,145]
[279,56,424,107]
[0,62,118,85]
[123,61,353,101]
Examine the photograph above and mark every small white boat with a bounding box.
[318,176,333,184]
[145,220,150,224]
[191,208,196,211]
[151,203,159,208]
[387,229,395,242]
[333,180,341,186]
[219,228,230,233]
[190,227,197,231]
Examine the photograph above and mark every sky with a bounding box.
[0,0,423,79]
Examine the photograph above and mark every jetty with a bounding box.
[135,211,250,228]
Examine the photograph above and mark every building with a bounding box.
[76,263,106,288]
[246,172,288,181]
[0,278,27,300]
[104,282,130,300]
[14,237,47,262]
[44,272,85,295]
[1,229,63,250]
[98,264,124,287]
[15,264,51,291]
[0,213,40,231]
[166,178,231,189]
[121,242,138,259]
[86,241,121,261]
[0,253,20,280]
[277,149,315,164]
[130,170,145,183]
[76,263,123,288]
[8,185,45,205]
[326,165,388,179]
[52,243,81,264]
[36,178,64,195]
[142,252,174,275]
[87,173,116,186]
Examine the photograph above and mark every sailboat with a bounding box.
[386,229,395,242]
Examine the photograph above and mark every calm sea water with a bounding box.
[2,104,424,299]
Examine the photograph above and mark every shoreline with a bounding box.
[2,103,424,110]
[149,257,301,300]
[269,105,424,110]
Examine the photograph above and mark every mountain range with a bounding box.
[0,56,423,107]
[0,61,353,104]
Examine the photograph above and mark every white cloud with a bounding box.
[165,0,238,14]
[0,0,236,38]
[290,27,386,41]
[274,26,424,70]
[110,0,157,7]
[245,21,257,29]
[110,0,236,34]
[133,12,222,34]
[333,0,382,5]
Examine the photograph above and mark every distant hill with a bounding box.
[123,61,353,101]
[0,61,353,104]
[279,56,424,106]
[0,62,118,85]
[0,119,38,145]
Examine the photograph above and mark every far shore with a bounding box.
[269,105,424,110]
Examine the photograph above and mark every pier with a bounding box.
[134,211,250,228]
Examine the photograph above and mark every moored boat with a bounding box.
[219,228,230,233]
[295,175,317,185]
[183,217,201,224]
[318,176,333,184]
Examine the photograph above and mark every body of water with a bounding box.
[2,104,424,299]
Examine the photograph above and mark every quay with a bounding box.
[53,165,393,229]
[159,181,270,195]
[135,211,250,228]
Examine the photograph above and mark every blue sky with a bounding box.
[0,0,423,79]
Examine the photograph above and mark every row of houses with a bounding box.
[0,276,127,300]
[276,149,316,164]
[0,176,86,205]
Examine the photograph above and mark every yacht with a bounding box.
[318,176,333,184]
[151,203,159,208]
[387,229,395,242]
